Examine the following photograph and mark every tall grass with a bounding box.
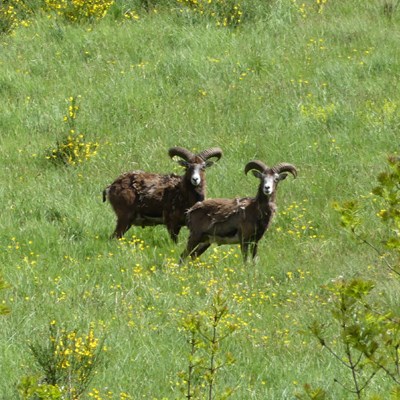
[1,1,399,398]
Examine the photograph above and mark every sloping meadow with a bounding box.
[0,1,399,398]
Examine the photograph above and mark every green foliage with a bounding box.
[106,0,140,20]
[18,376,62,400]
[291,0,329,19]
[383,0,400,20]
[309,276,400,398]
[334,155,400,275]
[310,278,385,399]
[176,0,243,27]
[1,1,400,398]
[0,0,32,34]
[332,200,362,233]
[130,0,176,12]
[390,386,400,399]
[0,275,10,316]
[295,383,329,400]
[310,156,400,398]
[373,155,400,252]
[179,291,237,399]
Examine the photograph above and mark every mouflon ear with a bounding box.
[177,160,189,168]
[278,173,288,181]
[252,170,263,179]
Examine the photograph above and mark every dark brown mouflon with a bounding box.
[180,160,297,262]
[103,146,223,241]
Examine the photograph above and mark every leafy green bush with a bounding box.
[305,155,400,398]
[334,155,400,275]
[179,291,237,399]
[21,321,105,399]
[18,376,62,400]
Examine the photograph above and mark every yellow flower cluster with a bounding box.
[52,324,100,370]
[123,10,140,21]
[278,200,319,239]
[291,0,328,18]
[88,388,132,399]
[46,130,99,165]
[44,0,115,22]
[46,97,99,165]
[117,235,148,253]
[19,321,106,398]
[338,46,374,66]
[300,94,335,124]
[364,98,399,128]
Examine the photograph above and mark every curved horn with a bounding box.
[197,147,223,161]
[273,163,298,178]
[244,160,269,175]
[168,147,195,161]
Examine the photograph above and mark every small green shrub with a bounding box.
[372,155,400,256]
[18,376,62,400]
[306,155,400,399]
[309,277,400,399]
[46,132,99,166]
[22,321,105,399]
[333,154,400,275]
[179,291,237,399]
[295,383,328,400]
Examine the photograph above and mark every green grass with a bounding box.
[1,1,400,398]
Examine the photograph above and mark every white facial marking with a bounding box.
[263,174,278,195]
[191,165,202,186]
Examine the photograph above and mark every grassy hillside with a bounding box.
[1,1,399,398]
